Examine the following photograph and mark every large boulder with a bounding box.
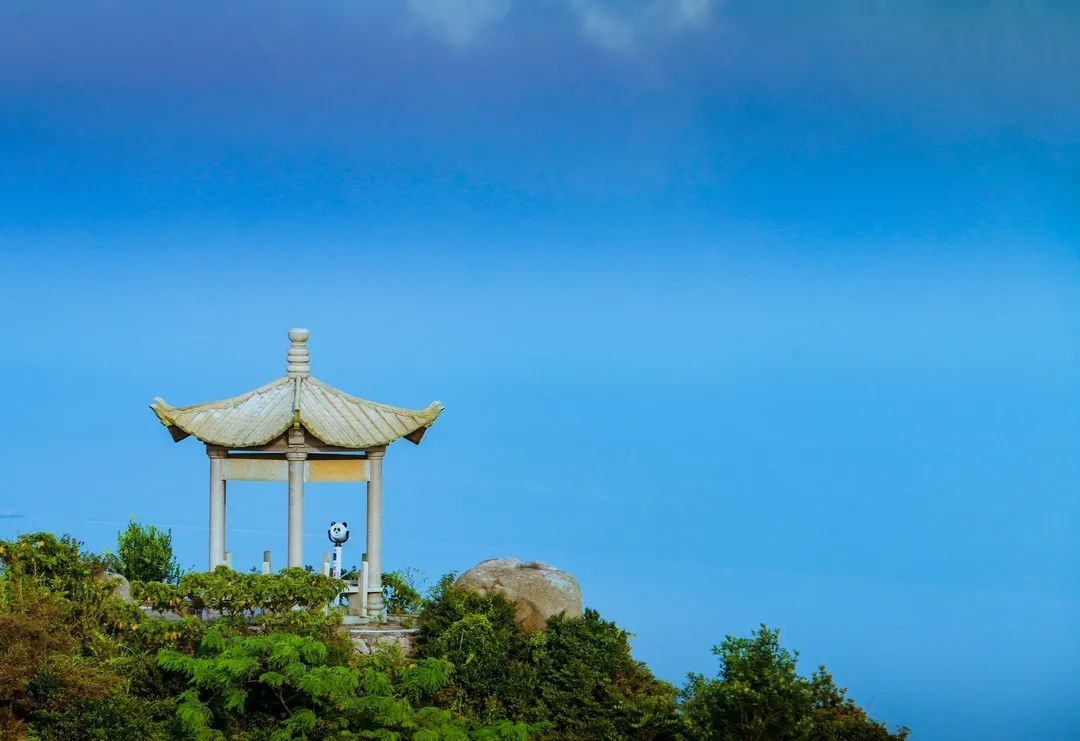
[97,571,132,602]
[455,558,583,632]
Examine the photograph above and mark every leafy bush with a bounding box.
[383,568,426,614]
[108,518,183,584]
[680,625,909,741]
[0,536,130,736]
[417,586,682,739]
[157,625,521,739]
[530,609,683,740]
[132,565,343,617]
[0,597,120,734]
[0,532,108,605]
[0,533,119,655]
[417,585,531,721]
[28,690,171,740]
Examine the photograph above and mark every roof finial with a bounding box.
[287,328,311,377]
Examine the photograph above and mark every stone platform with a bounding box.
[343,615,419,656]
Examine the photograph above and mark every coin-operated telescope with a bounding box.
[327,521,349,579]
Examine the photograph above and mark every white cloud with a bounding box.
[405,0,715,50]
[571,0,715,53]
[573,1,636,52]
[673,0,711,27]
[406,0,513,46]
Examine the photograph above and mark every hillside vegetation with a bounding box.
[0,526,908,739]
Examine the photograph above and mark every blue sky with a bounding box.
[1,1,1079,738]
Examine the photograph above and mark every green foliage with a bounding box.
[0,529,910,741]
[132,565,343,617]
[417,586,682,739]
[0,535,133,736]
[383,568,426,615]
[0,533,120,658]
[417,581,522,647]
[530,609,683,740]
[28,689,171,740]
[108,518,183,584]
[0,595,121,733]
[428,571,458,602]
[417,585,530,721]
[806,667,911,741]
[157,625,512,739]
[680,625,909,741]
[0,532,109,606]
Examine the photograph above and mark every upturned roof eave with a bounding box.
[150,376,443,450]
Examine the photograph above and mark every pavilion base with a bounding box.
[344,617,419,656]
[342,581,387,622]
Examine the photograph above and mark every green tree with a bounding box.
[417,585,534,721]
[417,585,682,739]
[680,625,908,741]
[108,518,183,584]
[530,609,683,740]
[383,568,426,614]
[0,533,170,738]
[157,625,523,739]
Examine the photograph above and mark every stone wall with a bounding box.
[346,625,418,656]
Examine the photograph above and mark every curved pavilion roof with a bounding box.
[151,330,443,449]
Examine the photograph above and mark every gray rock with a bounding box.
[455,558,583,632]
[99,571,132,602]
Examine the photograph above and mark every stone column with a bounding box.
[366,447,386,616]
[286,450,307,568]
[207,446,228,570]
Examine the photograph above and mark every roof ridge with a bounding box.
[154,376,292,414]
[304,376,440,418]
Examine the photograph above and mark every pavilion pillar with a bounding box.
[286,450,307,568]
[366,446,386,616]
[207,446,228,570]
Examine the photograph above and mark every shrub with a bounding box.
[157,625,518,739]
[0,533,118,655]
[531,609,683,740]
[383,568,426,614]
[131,565,343,618]
[28,690,171,740]
[417,586,531,721]
[0,585,124,735]
[680,625,909,741]
[417,586,683,738]
[0,532,108,604]
[107,519,182,584]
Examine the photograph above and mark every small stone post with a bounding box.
[360,559,370,619]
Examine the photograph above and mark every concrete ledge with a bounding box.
[344,621,418,656]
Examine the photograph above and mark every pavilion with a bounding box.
[150,328,443,615]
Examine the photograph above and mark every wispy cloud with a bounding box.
[405,0,715,50]
[673,0,711,26]
[571,0,715,52]
[0,509,25,519]
[406,0,513,46]
[572,1,636,52]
